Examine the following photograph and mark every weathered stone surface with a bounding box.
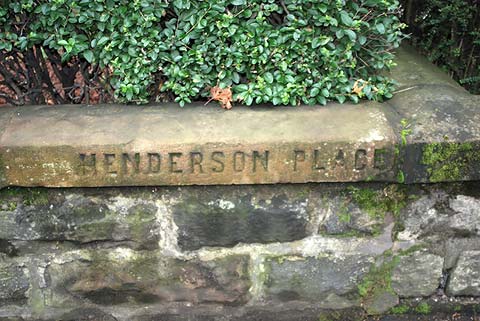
[390,45,467,91]
[0,258,30,303]
[0,102,397,189]
[0,47,479,188]
[391,251,443,297]
[265,255,372,303]
[47,249,250,306]
[173,187,310,250]
[397,193,480,241]
[132,312,217,321]
[387,89,480,183]
[0,183,478,320]
[363,290,399,315]
[129,306,368,321]
[318,196,386,236]
[387,46,480,184]
[444,238,480,270]
[0,240,17,257]
[0,192,160,249]
[447,251,480,296]
[57,308,118,321]
[449,195,480,235]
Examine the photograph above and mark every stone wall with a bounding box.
[1,183,479,320]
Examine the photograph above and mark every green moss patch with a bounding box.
[422,142,480,182]
[358,254,399,299]
[0,187,50,209]
[347,185,407,220]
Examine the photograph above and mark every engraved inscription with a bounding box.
[211,152,225,173]
[122,153,140,174]
[169,153,183,173]
[147,153,161,173]
[77,147,394,178]
[294,150,305,171]
[355,149,367,170]
[312,149,326,171]
[374,148,388,170]
[104,153,116,174]
[233,151,245,172]
[334,150,345,169]
[79,153,96,175]
[253,151,269,172]
[190,152,204,174]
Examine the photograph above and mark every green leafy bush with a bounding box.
[401,0,480,94]
[0,0,405,106]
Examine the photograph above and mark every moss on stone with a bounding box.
[317,311,343,321]
[422,142,480,182]
[397,244,427,256]
[347,185,407,220]
[21,188,50,206]
[2,201,17,211]
[0,187,50,210]
[295,187,311,199]
[358,252,400,313]
[415,302,432,315]
[125,203,158,246]
[390,304,410,314]
[329,230,367,238]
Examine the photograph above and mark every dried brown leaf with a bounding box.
[206,86,233,109]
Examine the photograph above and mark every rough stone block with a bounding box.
[0,258,30,303]
[449,195,480,235]
[444,238,480,270]
[447,251,480,296]
[0,192,160,249]
[363,289,399,315]
[47,249,250,306]
[173,187,310,250]
[397,193,480,242]
[265,255,373,304]
[318,196,386,236]
[391,251,443,297]
[58,308,118,321]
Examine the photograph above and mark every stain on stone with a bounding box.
[173,192,309,250]
[0,239,17,257]
[59,308,118,321]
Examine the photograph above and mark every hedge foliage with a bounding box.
[0,0,405,106]
[401,0,480,94]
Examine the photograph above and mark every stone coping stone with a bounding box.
[0,45,479,188]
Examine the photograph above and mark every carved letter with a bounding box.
[312,149,326,170]
[211,152,225,173]
[79,153,96,175]
[374,149,387,170]
[190,152,204,174]
[169,153,183,173]
[147,153,161,173]
[355,149,368,170]
[121,153,140,174]
[104,153,117,174]
[233,152,245,172]
[253,150,269,172]
[334,149,345,168]
[294,150,305,171]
